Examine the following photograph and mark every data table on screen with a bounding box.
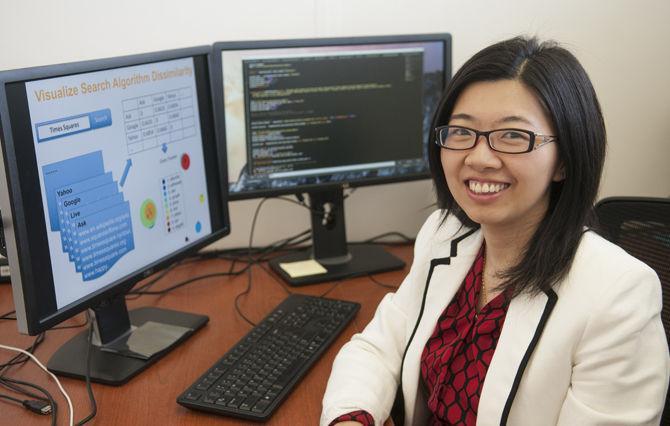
[123,87,196,154]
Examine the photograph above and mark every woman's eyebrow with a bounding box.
[493,115,536,126]
[449,113,539,128]
[449,113,473,121]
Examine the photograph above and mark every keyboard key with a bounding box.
[227,397,243,408]
[252,399,271,413]
[184,391,201,401]
[195,382,211,391]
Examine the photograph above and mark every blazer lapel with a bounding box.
[477,289,558,425]
[401,229,484,423]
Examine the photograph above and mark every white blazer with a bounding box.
[321,211,669,425]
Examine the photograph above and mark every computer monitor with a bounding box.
[211,34,451,285]
[0,46,229,384]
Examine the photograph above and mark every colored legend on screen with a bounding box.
[161,173,185,234]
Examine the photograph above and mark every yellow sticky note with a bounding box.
[279,259,328,278]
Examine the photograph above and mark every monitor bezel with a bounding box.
[0,46,230,335]
[211,33,452,200]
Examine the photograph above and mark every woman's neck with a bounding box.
[481,220,539,279]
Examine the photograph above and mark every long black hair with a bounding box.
[428,37,606,296]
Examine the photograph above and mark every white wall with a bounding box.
[2,0,669,249]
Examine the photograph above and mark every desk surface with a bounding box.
[0,245,412,425]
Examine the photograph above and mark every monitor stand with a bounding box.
[47,295,208,386]
[269,187,405,286]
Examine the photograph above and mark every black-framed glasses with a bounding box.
[435,125,558,154]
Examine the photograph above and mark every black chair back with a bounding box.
[595,196,670,424]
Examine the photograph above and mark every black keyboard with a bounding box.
[177,294,360,421]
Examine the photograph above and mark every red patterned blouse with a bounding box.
[331,245,510,426]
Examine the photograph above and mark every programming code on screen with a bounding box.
[223,40,446,194]
[242,50,423,178]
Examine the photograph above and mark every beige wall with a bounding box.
[2,0,668,249]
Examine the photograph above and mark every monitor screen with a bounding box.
[211,35,450,286]
[0,46,229,337]
[212,34,451,199]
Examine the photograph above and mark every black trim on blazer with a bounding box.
[391,227,478,425]
[500,289,558,425]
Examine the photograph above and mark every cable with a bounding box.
[0,392,23,404]
[0,318,86,423]
[0,392,52,415]
[125,259,187,299]
[255,262,292,296]
[0,377,57,426]
[0,333,45,374]
[129,271,242,296]
[74,311,96,426]
[254,230,312,262]
[0,310,16,320]
[209,228,311,263]
[234,265,257,328]
[367,274,399,289]
[274,195,324,215]
[127,228,312,298]
[318,281,343,298]
[0,376,50,403]
[0,332,54,424]
[233,197,271,328]
[359,231,414,245]
[51,315,89,330]
[0,343,74,426]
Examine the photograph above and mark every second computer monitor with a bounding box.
[212,34,451,285]
[213,34,451,198]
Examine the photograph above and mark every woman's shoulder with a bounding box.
[576,230,658,274]
[559,229,661,301]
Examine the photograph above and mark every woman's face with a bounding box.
[440,79,564,233]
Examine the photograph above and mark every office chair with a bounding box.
[594,196,670,424]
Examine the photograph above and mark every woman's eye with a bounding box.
[450,128,471,137]
[501,131,526,139]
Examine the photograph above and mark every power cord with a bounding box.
[74,311,96,426]
[127,228,312,298]
[0,391,52,415]
[359,231,414,245]
[0,343,73,426]
[129,271,242,297]
[0,333,45,374]
[367,274,399,289]
[0,310,16,320]
[0,376,57,426]
[0,332,55,426]
[234,197,271,328]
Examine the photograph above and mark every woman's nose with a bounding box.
[464,134,502,170]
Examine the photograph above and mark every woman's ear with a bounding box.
[553,163,566,182]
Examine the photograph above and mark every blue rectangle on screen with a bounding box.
[42,151,105,232]
[55,173,115,253]
[61,193,125,261]
[55,171,113,221]
[35,109,112,143]
[71,201,134,276]
[76,218,133,275]
[57,180,120,253]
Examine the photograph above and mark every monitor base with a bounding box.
[47,307,208,386]
[269,244,405,286]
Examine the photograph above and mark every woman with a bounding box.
[321,37,669,425]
